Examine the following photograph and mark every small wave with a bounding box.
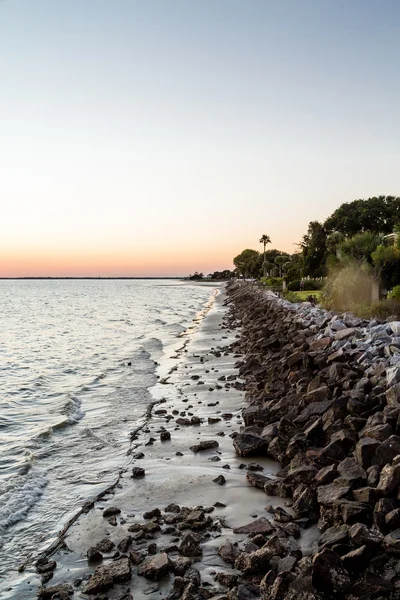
[0,468,48,545]
[62,394,85,425]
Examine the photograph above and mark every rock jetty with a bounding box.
[224,281,400,599]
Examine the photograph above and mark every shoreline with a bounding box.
[13,285,286,599]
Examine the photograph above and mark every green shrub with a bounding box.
[281,290,299,303]
[261,276,283,287]
[391,285,400,301]
[287,279,323,291]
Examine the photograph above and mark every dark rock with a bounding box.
[235,546,271,574]
[103,506,121,518]
[317,482,351,505]
[179,532,202,556]
[312,548,350,595]
[83,558,131,593]
[87,547,103,563]
[246,472,270,489]
[117,536,132,553]
[355,437,381,469]
[131,467,145,478]
[373,434,400,466]
[384,528,400,550]
[377,463,400,495]
[38,585,73,599]
[337,458,367,487]
[352,486,380,504]
[138,553,171,580]
[96,538,115,553]
[233,517,274,535]
[143,508,161,519]
[184,566,201,587]
[213,475,226,485]
[172,556,191,575]
[341,544,369,573]
[315,464,337,485]
[218,541,240,565]
[319,525,349,549]
[190,440,219,452]
[36,558,57,574]
[349,522,383,548]
[160,431,171,441]
[233,433,269,457]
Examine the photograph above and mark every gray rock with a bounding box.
[138,553,171,580]
[190,440,219,452]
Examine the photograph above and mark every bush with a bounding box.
[281,290,299,303]
[261,276,283,287]
[391,285,400,301]
[287,279,323,291]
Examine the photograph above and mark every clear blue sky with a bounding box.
[1,0,399,275]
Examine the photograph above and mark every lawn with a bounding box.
[292,290,322,301]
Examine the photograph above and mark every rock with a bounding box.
[315,464,337,485]
[235,546,271,574]
[317,482,351,505]
[273,506,293,523]
[83,558,131,593]
[373,435,400,466]
[132,451,145,459]
[341,545,369,573]
[246,472,270,489]
[318,525,348,549]
[377,463,400,495]
[337,458,367,487]
[312,548,350,595]
[38,584,73,599]
[160,431,171,441]
[87,547,103,563]
[352,486,380,504]
[103,506,121,518]
[214,571,239,588]
[132,467,145,478]
[184,566,201,587]
[213,475,226,485]
[355,437,380,469]
[385,508,400,529]
[190,440,219,452]
[179,532,202,556]
[230,583,261,599]
[349,571,394,596]
[143,508,161,519]
[348,523,383,548]
[233,433,269,457]
[219,541,240,564]
[233,517,274,534]
[96,538,115,553]
[172,556,191,575]
[384,528,400,550]
[176,418,191,426]
[36,558,57,574]
[117,536,132,553]
[138,553,171,580]
[165,503,180,513]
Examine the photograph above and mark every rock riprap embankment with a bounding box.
[224,282,400,599]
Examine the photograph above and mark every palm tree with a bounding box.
[259,234,271,278]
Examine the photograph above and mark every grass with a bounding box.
[292,290,322,301]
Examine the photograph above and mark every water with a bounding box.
[0,279,216,588]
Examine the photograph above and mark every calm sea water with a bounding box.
[0,279,216,587]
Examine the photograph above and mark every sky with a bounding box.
[1,0,399,276]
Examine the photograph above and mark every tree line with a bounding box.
[233,195,400,290]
